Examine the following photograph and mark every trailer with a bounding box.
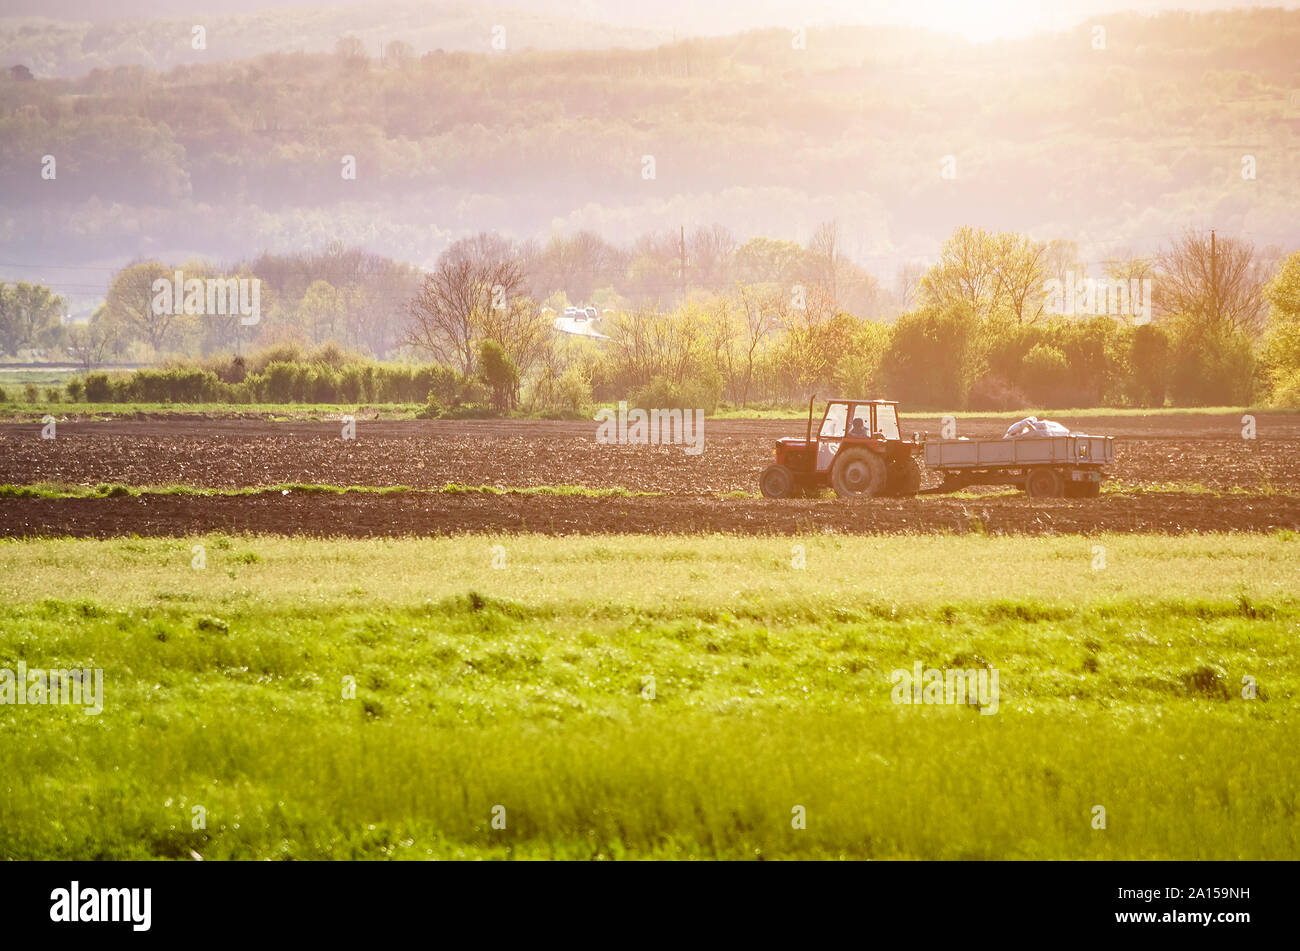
[923,432,1115,498]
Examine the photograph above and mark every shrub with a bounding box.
[1124,323,1170,407]
[246,342,305,375]
[109,375,134,401]
[416,392,445,419]
[308,341,360,369]
[84,372,112,402]
[44,387,61,403]
[554,365,593,414]
[310,366,341,402]
[262,362,297,402]
[630,374,719,415]
[967,374,1029,411]
[1021,343,1070,406]
[1168,320,1256,406]
[339,365,364,402]
[65,378,85,402]
[477,340,518,413]
[23,383,39,403]
[880,305,984,409]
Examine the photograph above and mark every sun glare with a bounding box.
[907,0,1051,42]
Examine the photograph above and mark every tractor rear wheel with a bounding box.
[831,448,887,498]
[760,464,795,498]
[1025,468,1064,498]
[885,457,922,496]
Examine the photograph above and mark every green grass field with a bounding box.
[1,533,1296,860]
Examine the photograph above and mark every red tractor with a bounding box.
[759,397,923,499]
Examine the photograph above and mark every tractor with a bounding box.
[759,397,923,499]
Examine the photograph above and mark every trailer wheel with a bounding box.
[885,457,922,496]
[1025,468,1064,498]
[760,464,795,498]
[831,448,887,498]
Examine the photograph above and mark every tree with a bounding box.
[809,219,841,302]
[880,304,986,409]
[404,238,530,376]
[0,281,65,356]
[405,259,482,375]
[770,282,839,397]
[918,226,1002,320]
[334,36,367,61]
[66,310,114,371]
[687,225,737,290]
[477,339,518,413]
[384,40,415,68]
[1043,239,1085,288]
[299,280,347,345]
[732,237,814,287]
[1127,323,1170,407]
[732,284,777,406]
[990,232,1048,325]
[895,262,925,313]
[1021,343,1069,405]
[1261,250,1300,405]
[528,231,621,302]
[1157,230,1268,337]
[106,261,180,354]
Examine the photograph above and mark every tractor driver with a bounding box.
[848,415,869,438]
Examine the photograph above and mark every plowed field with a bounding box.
[1,413,1296,536]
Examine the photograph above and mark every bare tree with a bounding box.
[404,241,533,376]
[895,262,925,312]
[1157,230,1268,337]
[67,313,113,371]
[1043,239,1085,287]
[810,219,841,302]
[688,224,737,290]
[405,259,483,375]
[734,283,776,405]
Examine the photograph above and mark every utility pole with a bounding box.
[1210,229,1217,327]
[680,224,687,302]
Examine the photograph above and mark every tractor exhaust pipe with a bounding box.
[806,393,816,444]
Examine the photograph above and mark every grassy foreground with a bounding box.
[1,533,1297,860]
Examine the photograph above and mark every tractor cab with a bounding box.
[813,400,902,471]
[762,397,920,499]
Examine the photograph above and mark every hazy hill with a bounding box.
[1,8,1298,307]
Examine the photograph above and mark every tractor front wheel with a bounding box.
[760,464,795,498]
[831,448,887,498]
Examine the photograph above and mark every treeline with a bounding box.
[9,223,882,367]
[13,220,1300,412]
[38,224,1300,413]
[397,224,1299,412]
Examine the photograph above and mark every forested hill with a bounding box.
[1,8,1299,300]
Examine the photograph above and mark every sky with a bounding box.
[3,0,1297,43]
